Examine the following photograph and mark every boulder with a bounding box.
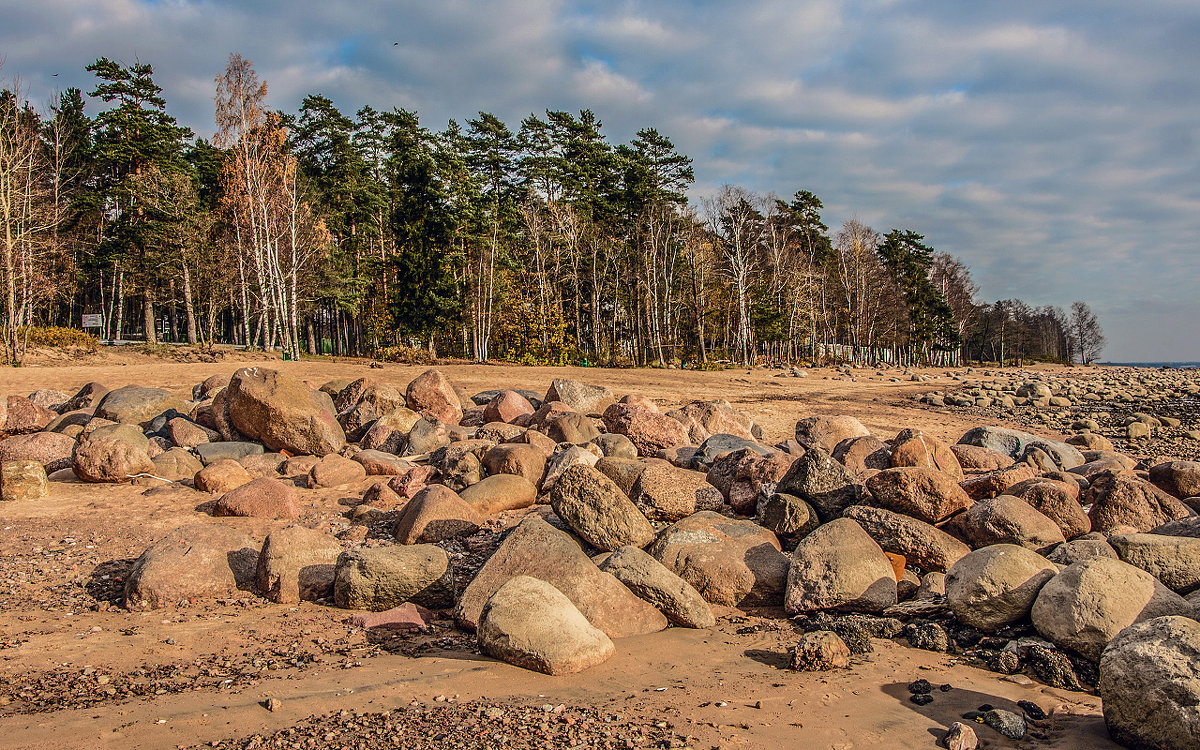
[28,388,70,412]
[788,630,852,671]
[1148,460,1200,500]
[455,515,667,638]
[351,449,413,476]
[4,396,57,433]
[550,464,656,551]
[1046,535,1119,566]
[0,431,76,473]
[333,545,455,611]
[950,444,1012,472]
[405,369,463,425]
[590,433,638,460]
[307,453,367,489]
[481,443,546,486]
[225,367,345,456]
[72,424,155,483]
[0,459,48,501]
[196,441,264,465]
[544,412,601,444]
[1100,616,1200,750]
[544,378,615,415]
[601,403,689,457]
[1086,471,1192,533]
[841,505,970,573]
[151,448,204,482]
[124,523,258,610]
[393,485,483,544]
[665,400,760,444]
[962,495,1066,551]
[166,417,219,448]
[1031,557,1194,660]
[959,463,1038,500]
[631,463,709,522]
[889,429,964,480]
[595,457,652,496]
[775,448,862,522]
[1010,479,1091,540]
[61,382,109,412]
[598,545,715,628]
[1109,533,1200,594]
[756,492,820,543]
[957,426,1084,470]
[194,459,254,494]
[832,435,890,478]
[794,415,870,454]
[1151,516,1200,539]
[785,518,897,615]
[945,544,1057,633]
[94,386,186,427]
[541,445,601,492]
[648,511,789,606]
[255,526,342,603]
[387,464,439,500]
[478,576,615,675]
[458,473,538,516]
[405,417,452,455]
[865,467,972,524]
[212,477,299,520]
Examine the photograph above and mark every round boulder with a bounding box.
[945,544,1057,633]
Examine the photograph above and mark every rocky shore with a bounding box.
[1,362,1197,749]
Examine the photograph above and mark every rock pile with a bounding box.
[5,365,1199,746]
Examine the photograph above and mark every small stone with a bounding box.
[1017,700,1046,721]
[908,678,933,694]
[983,708,1026,739]
[1000,673,1034,686]
[942,721,979,750]
[265,697,282,712]
[788,630,852,671]
[910,693,934,706]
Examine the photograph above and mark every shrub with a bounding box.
[19,326,99,350]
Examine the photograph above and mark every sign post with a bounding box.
[81,314,103,330]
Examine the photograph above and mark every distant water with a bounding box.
[1101,362,1200,369]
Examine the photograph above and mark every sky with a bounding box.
[3,0,1199,361]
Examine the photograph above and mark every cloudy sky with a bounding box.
[4,0,1198,361]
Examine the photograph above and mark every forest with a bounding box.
[0,54,1106,368]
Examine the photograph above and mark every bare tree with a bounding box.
[1069,301,1105,365]
[706,185,764,365]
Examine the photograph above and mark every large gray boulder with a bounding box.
[455,516,667,638]
[550,464,656,551]
[648,511,788,607]
[957,426,1084,469]
[1100,616,1200,750]
[478,576,615,675]
[945,544,1057,633]
[332,545,455,611]
[1031,557,1194,661]
[784,518,898,615]
[598,545,715,628]
[124,524,258,610]
[225,367,345,456]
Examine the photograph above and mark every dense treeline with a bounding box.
[0,55,1105,367]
